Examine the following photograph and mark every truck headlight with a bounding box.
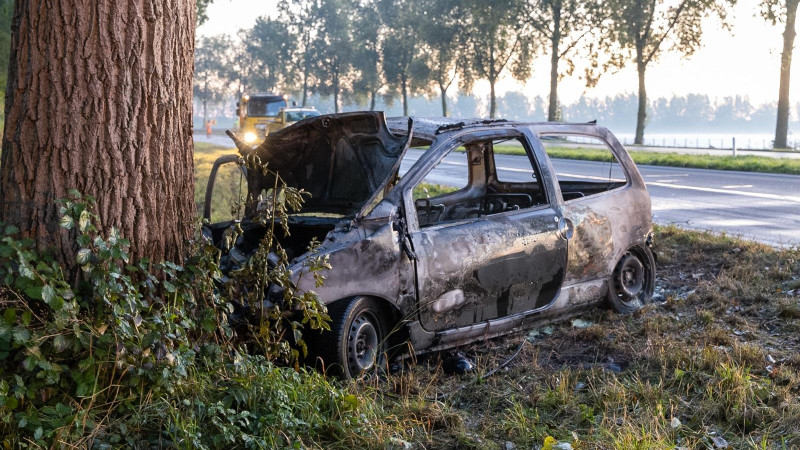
[244,132,258,143]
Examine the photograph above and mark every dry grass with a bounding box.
[352,226,800,448]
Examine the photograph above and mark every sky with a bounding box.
[197,0,791,106]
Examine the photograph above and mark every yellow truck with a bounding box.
[236,93,288,144]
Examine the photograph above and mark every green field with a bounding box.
[492,144,800,175]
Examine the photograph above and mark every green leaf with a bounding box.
[78,210,91,232]
[163,281,176,293]
[34,426,43,440]
[12,327,30,345]
[53,335,69,352]
[59,215,74,230]
[24,285,43,300]
[42,284,55,305]
[76,249,91,265]
[3,308,16,325]
[4,225,19,235]
[4,396,18,410]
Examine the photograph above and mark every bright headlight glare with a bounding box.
[244,132,258,143]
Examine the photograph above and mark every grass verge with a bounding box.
[359,225,800,448]
[493,144,800,175]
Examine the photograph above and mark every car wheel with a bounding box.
[607,246,656,314]
[315,296,388,379]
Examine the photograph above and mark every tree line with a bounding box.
[196,0,800,149]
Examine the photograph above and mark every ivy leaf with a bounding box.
[12,327,31,345]
[78,210,91,232]
[76,249,92,265]
[59,215,74,230]
[42,284,55,305]
[24,285,43,300]
[53,335,69,352]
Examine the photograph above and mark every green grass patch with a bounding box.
[492,144,800,175]
[193,142,244,222]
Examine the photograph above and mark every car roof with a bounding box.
[386,116,606,142]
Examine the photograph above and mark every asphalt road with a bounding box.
[400,149,800,247]
[193,134,800,247]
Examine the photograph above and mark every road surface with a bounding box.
[194,134,800,247]
[399,149,800,247]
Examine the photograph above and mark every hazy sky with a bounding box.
[197,0,790,106]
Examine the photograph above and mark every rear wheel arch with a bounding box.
[606,244,656,314]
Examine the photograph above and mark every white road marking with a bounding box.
[722,185,753,189]
[439,160,800,204]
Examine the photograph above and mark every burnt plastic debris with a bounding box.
[442,353,475,375]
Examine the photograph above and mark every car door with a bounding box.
[404,130,568,333]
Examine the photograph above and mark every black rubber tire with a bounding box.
[312,296,388,379]
[607,246,656,314]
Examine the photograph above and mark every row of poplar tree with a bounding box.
[194,0,799,148]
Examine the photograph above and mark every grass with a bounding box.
[493,144,800,175]
[193,141,243,222]
[348,226,800,448]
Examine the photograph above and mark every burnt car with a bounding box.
[203,112,655,378]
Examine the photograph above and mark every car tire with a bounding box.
[313,296,388,379]
[607,246,656,314]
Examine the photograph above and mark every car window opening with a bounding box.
[414,137,548,228]
[540,133,628,201]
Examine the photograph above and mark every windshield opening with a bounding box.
[247,98,286,117]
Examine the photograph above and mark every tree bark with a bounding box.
[547,6,561,122]
[369,90,376,111]
[775,0,799,149]
[635,61,647,145]
[0,0,196,270]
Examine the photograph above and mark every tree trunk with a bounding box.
[0,0,196,271]
[489,78,497,119]
[440,83,448,117]
[547,7,561,122]
[369,90,376,111]
[333,70,340,113]
[775,0,798,149]
[401,75,409,116]
[635,61,647,145]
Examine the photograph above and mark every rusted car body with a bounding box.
[203,112,655,378]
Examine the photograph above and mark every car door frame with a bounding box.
[399,126,570,333]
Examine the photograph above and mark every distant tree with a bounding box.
[194,35,234,126]
[310,0,355,112]
[416,0,466,116]
[351,1,384,110]
[280,0,320,106]
[460,0,533,118]
[761,0,799,148]
[603,0,734,144]
[197,0,213,25]
[526,0,604,121]
[498,91,532,120]
[1,0,196,270]
[381,0,424,116]
[243,17,296,93]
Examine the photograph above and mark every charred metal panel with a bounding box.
[242,112,411,217]
[293,219,416,315]
[412,207,567,332]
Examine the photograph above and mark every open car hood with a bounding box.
[232,112,412,218]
